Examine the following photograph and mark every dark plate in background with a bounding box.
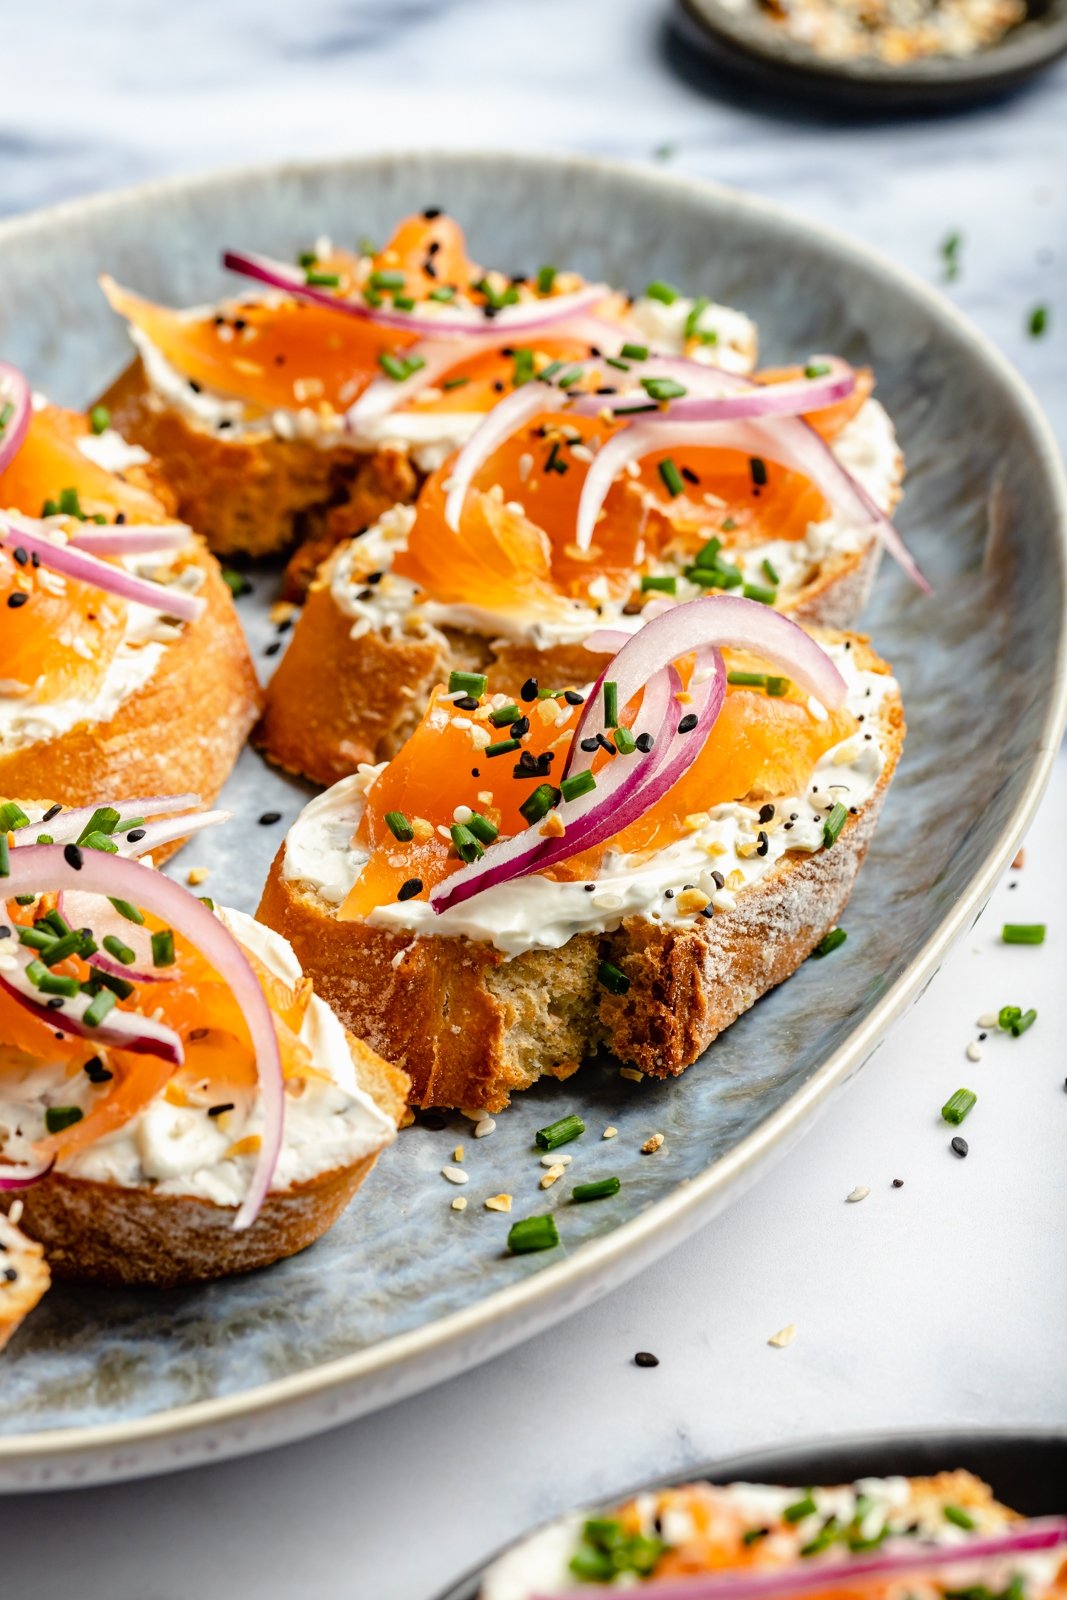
[674,0,1067,108]
[438,1430,1067,1598]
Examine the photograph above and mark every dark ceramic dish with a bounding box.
[438,1429,1067,1598]
[675,0,1067,109]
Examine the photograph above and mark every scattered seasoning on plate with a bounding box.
[1002,923,1045,944]
[1028,305,1050,338]
[892,1178,904,1188]
[812,927,847,958]
[535,1114,586,1151]
[768,1323,797,1348]
[941,1088,976,1125]
[258,811,282,826]
[941,231,963,282]
[846,1185,870,1203]
[950,1135,969,1158]
[573,1177,621,1202]
[507,1214,560,1254]
[634,1350,660,1367]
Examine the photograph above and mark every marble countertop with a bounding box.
[2,3,1065,1596]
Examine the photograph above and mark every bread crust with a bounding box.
[0,1212,50,1351]
[98,358,418,572]
[0,540,261,855]
[3,1035,409,1288]
[258,638,904,1110]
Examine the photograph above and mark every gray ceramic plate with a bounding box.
[673,0,1067,109]
[437,1428,1067,1598]
[0,152,1064,1491]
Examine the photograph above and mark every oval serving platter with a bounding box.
[0,151,1064,1490]
[437,1428,1067,1599]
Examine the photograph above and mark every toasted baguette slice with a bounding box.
[0,1209,50,1351]
[98,358,419,581]
[5,1034,408,1289]
[258,636,904,1111]
[0,540,261,850]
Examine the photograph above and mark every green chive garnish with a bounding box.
[465,812,499,846]
[944,1505,976,1531]
[35,835,53,846]
[507,1215,560,1254]
[519,784,560,824]
[82,988,117,1028]
[44,1105,84,1134]
[102,934,137,965]
[822,803,848,849]
[109,897,145,925]
[221,568,251,598]
[620,343,649,362]
[766,676,790,697]
[645,280,680,305]
[151,929,175,968]
[88,967,134,1000]
[489,703,521,727]
[369,270,405,291]
[727,671,768,687]
[658,458,685,498]
[684,296,710,339]
[486,738,521,759]
[305,269,341,288]
[742,582,777,605]
[34,968,82,998]
[640,574,677,594]
[1002,923,1045,945]
[613,727,637,754]
[784,1496,818,1524]
[41,929,94,968]
[0,401,13,433]
[598,960,630,996]
[448,670,488,698]
[429,286,457,303]
[59,486,84,519]
[79,831,118,855]
[17,926,55,952]
[762,557,780,585]
[697,536,722,567]
[512,348,535,386]
[573,1176,620,1202]
[556,365,585,389]
[449,823,483,863]
[384,811,414,843]
[603,681,619,728]
[76,806,121,846]
[1028,305,1049,338]
[804,362,831,379]
[441,374,469,389]
[1012,1007,1037,1037]
[536,265,558,295]
[643,376,687,403]
[535,1114,586,1151]
[605,356,630,372]
[89,404,111,435]
[1,836,11,877]
[0,801,30,832]
[812,928,847,957]
[560,770,596,802]
[941,1088,977,1126]
[378,351,425,382]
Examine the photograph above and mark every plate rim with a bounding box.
[1,147,1065,1487]
[433,1425,1067,1599]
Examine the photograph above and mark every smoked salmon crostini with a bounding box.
[0,800,408,1299]
[477,1471,1067,1598]
[258,597,904,1112]
[95,210,761,595]
[0,365,260,843]
[256,347,913,787]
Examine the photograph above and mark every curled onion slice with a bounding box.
[0,942,184,1065]
[69,523,194,557]
[12,795,201,849]
[0,361,32,477]
[222,249,606,338]
[531,1516,1067,1600]
[348,334,494,428]
[120,807,230,860]
[1,513,206,622]
[0,846,283,1230]
[431,595,843,915]
[57,889,177,983]
[443,382,564,530]
[0,1153,54,1192]
[569,354,857,424]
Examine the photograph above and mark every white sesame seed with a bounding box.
[966,1041,983,1063]
[441,1165,469,1185]
[846,1185,870,1203]
[473,1117,497,1138]
[451,1196,468,1212]
[602,1125,618,1139]
[453,804,473,824]
[540,1151,572,1167]
[619,1067,644,1083]
[485,1193,512,1213]
[768,1323,797,1349]
[977,1012,999,1029]
[453,1144,464,1163]
[540,1164,565,1188]
[460,1107,491,1122]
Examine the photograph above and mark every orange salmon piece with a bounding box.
[0,403,168,524]
[757,364,875,441]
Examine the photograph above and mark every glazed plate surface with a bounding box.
[437,1429,1067,1598]
[0,152,1064,1489]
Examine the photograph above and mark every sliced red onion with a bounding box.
[1,513,206,622]
[568,355,856,424]
[69,523,193,556]
[0,1153,55,1192]
[222,249,606,338]
[13,795,201,848]
[347,335,494,427]
[1,846,282,1230]
[57,890,175,983]
[532,1516,1067,1600]
[0,943,184,1065]
[0,361,32,476]
[444,382,566,530]
[121,807,230,860]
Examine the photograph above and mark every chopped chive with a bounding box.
[392,292,416,311]
[822,802,848,849]
[296,249,317,268]
[612,727,637,755]
[684,296,710,339]
[766,676,790,697]
[221,568,252,598]
[512,348,535,386]
[79,831,118,854]
[535,1114,586,1151]
[448,670,488,698]
[642,376,687,403]
[519,783,560,825]
[109,897,145,925]
[59,486,84,518]
[0,401,13,432]
[489,702,521,727]
[603,681,619,728]
[14,895,36,905]
[36,968,82,997]
[998,1004,1022,1030]
[727,670,768,687]
[89,404,111,435]
[384,811,414,843]
[538,359,565,383]
[573,1176,621,1202]
[466,812,499,846]
[450,823,483,863]
[486,738,521,759]
[76,806,121,845]
[1002,923,1045,945]
[35,834,53,846]
[620,343,649,362]
[102,934,137,965]
[560,770,596,802]
[536,265,558,295]
[44,1105,84,1134]
[762,557,780,585]
[41,929,93,968]
[804,362,831,379]
[658,458,685,498]
[611,402,660,417]
[645,280,680,305]
[113,817,146,835]
[605,356,630,372]
[151,929,175,968]
[556,365,585,390]
[369,269,405,290]
[0,801,30,831]
[88,966,133,1000]
[641,574,677,594]
[598,959,630,996]
[1028,305,1049,338]
[2,836,11,877]
[784,1496,818,1524]
[944,1505,976,1532]
[941,1088,977,1126]
[507,1214,560,1254]
[82,988,117,1028]
[742,582,777,605]
[697,536,722,566]
[429,285,457,303]
[19,925,56,950]
[441,374,469,389]
[305,269,341,287]
[536,686,564,700]
[1011,1007,1037,1037]
[378,351,426,382]
[812,927,847,958]
[743,1528,771,1547]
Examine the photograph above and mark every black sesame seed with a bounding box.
[564,690,585,706]
[711,871,725,889]
[635,732,654,753]
[634,1351,660,1368]
[397,878,423,902]
[126,828,146,843]
[892,1178,904,1188]
[42,804,62,823]
[454,695,479,711]
[264,640,281,657]
[63,843,83,871]
[2,1268,17,1284]
[258,811,282,826]
[520,677,538,702]
[509,716,530,738]
[950,1136,969,1158]
[7,593,29,609]
[46,996,65,1010]
[677,713,698,734]
[584,883,595,892]
[207,1102,235,1118]
[422,206,442,219]
[756,830,769,857]
[580,736,600,753]
[665,888,675,899]
[12,546,28,566]
[759,803,775,823]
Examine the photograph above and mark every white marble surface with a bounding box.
[2,2,1065,1595]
